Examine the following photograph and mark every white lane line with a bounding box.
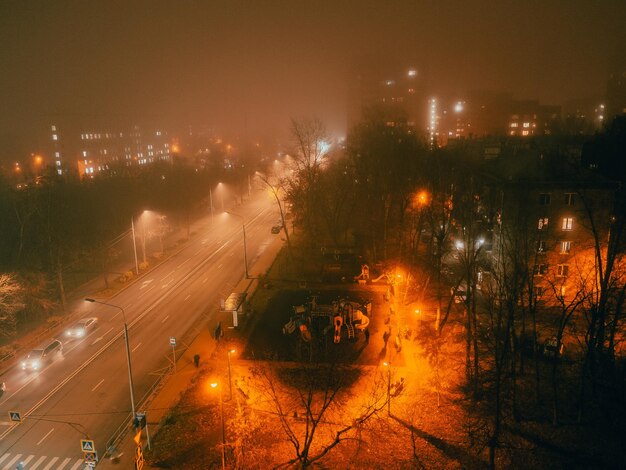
[184,294,191,301]
[42,456,58,470]
[177,258,190,269]
[91,379,104,392]
[56,457,72,469]
[36,428,54,445]
[161,315,169,323]
[202,278,208,283]
[29,455,47,469]
[132,342,142,353]
[69,459,85,470]
[0,454,10,464]
[22,455,34,465]
[92,327,114,345]
[217,264,223,269]
[4,454,22,469]
[194,248,203,255]
[0,421,12,426]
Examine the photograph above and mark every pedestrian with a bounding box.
[193,354,200,368]
[364,328,370,344]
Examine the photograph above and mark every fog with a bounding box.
[0,0,624,160]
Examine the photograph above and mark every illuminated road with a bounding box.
[0,196,279,469]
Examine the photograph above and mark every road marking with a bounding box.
[22,455,34,465]
[132,342,142,352]
[0,421,13,426]
[161,315,169,323]
[29,455,47,469]
[92,327,114,345]
[202,277,208,283]
[42,457,58,470]
[91,379,104,392]
[0,453,9,464]
[184,294,191,301]
[177,258,190,269]
[0,239,233,444]
[4,454,22,469]
[217,264,223,269]
[140,279,154,289]
[37,428,54,445]
[56,457,72,469]
[69,460,84,470]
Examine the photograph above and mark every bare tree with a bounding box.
[0,274,25,341]
[253,363,387,468]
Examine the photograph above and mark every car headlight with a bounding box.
[33,361,41,369]
[21,361,26,368]
[77,330,84,337]
[66,331,71,336]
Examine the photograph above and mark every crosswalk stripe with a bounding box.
[2,454,22,470]
[41,456,58,470]
[29,455,48,470]
[22,455,34,465]
[69,460,85,470]
[0,455,9,465]
[56,457,72,469]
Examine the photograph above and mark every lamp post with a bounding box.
[85,298,136,420]
[227,349,235,401]
[384,361,391,416]
[210,382,226,469]
[131,218,139,275]
[226,211,249,279]
[209,188,214,221]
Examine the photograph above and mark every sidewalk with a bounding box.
[97,233,284,469]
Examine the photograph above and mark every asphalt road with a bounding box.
[0,196,279,469]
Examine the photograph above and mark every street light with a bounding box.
[85,298,136,420]
[218,182,225,212]
[226,211,249,279]
[383,361,391,416]
[210,381,226,470]
[227,349,236,401]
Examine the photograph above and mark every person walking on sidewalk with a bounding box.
[193,354,200,368]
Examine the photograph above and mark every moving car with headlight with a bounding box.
[65,317,98,339]
[21,340,63,371]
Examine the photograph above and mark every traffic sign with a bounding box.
[83,451,97,462]
[8,411,21,422]
[81,439,95,452]
[169,336,176,346]
[85,463,96,468]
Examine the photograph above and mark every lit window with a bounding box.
[538,218,549,229]
[82,151,87,157]
[536,240,546,253]
[560,241,571,254]
[523,122,530,128]
[55,152,60,157]
[408,69,417,77]
[539,193,551,205]
[408,88,415,94]
[522,130,529,136]
[560,286,567,298]
[562,218,573,230]
[557,264,569,277]
[565,193,575,205]
[51,125,56,131]
[55,160,61,166]
[510,122,518,128]
[533,264,548,276]
[52,134,58,141]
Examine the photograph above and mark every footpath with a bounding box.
[96,231,284,469]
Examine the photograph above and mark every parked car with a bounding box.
[65,317,98,339]
[543,336,564,357]
[21,340,63,371]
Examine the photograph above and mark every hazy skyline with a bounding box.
[1,0,625,160]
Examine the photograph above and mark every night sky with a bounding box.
[0,1,625,159]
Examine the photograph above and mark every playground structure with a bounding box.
[283,295,371,344]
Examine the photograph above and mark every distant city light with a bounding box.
[407,69,417,77]
[454,102,464,113]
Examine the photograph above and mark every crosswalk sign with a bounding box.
[8,411,21,422]
[81,439,95,452]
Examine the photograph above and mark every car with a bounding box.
[271,225,282,234]
[65,317,98,339]
[21,340,63,371]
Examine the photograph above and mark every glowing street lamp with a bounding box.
[383,361,391,416]
[85,298,136,421]
[227,349,236,401]
[226,211,249,279]
[210,381,226,469]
